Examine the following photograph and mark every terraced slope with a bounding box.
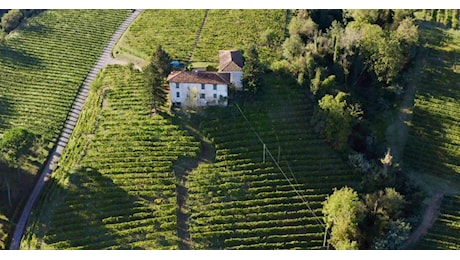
[403,23,460,177]
[187,75,358,249]
[415,195,460,249]
[192,9,287,63]
[21,65,199,249]
[0,10,130,144]
[0,9,131,249]
[112,9,206,62]
[112,9,286,65]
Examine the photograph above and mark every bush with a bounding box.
[1,9,23,33]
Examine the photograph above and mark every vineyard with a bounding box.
[0,9,130,248]
[0,10,130,145]
[191,9,287,64]
[21,65,199,249]
[112,9,287,66]
[112,9,206,63]
[186,74,358,249]
[415,195,460,249]
[403,22,460,178]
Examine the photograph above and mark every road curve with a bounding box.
[9,9,143,250]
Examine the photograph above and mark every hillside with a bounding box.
[0,9,131,249]
[186,74,358,249]
[21,65,199,249]
[2,9,459,250]
[415,195,460,249]
[404,22,460,179]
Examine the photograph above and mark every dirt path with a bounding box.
[172,115,215,250]
[385,53,425,163]
[401,192,444,249]
[188,10,209,63]
[9,9,143,250]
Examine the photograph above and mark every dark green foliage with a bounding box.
[308,9,343,32]
[0,9,23,33]
[242,45,262,95]
[0,127,35,168]
[312,92,356,151]
[371,219,411,249]
[144,45,172,110]
[452,10,459,29]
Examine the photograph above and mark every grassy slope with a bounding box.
[21,65,199,249]
[187,74,358,249]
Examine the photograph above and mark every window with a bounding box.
[175,83,179,88]
[213,84,217,90]
[213,93,217,99]
[200,93,205,99]
[176,92,180,98]
[201,84,205,90]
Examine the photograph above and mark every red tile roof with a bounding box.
[167,71,230,84]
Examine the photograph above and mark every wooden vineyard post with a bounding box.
[263,144,266,163]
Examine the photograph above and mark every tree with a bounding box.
[362,187,406,246]
[1,9,23,33]
[372,219,411,249]
[354,22,404,83]
[282,34,304,62]
[0,127,35,206]
[184,86,199,111]
[287,11,318,41]
[322,186,363,250]
[452,10,459,29]
[260,28,277,48]
[242,45,262,95]
[150,45,172,78]
[144,45,171,111]
[313,92,356,151]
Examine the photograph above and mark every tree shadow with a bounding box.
[404,22,460,179]
[0,95,11,129]
[26,167,174,249]
[0,45,42,69]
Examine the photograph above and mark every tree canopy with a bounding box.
[0,127,35,169]
[144,45,171,111]
[322,186,363,250]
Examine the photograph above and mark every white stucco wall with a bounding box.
[230,71,243,90]
[170,82,228,106]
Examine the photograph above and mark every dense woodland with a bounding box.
[0,9,459,250]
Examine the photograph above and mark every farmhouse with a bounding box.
[167,50,243,107]
[167,70,229,106]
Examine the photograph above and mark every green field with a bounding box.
[415,195,460,249]
[186,74,358,249]
[404,22,460,178]
[21,65,199,249]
